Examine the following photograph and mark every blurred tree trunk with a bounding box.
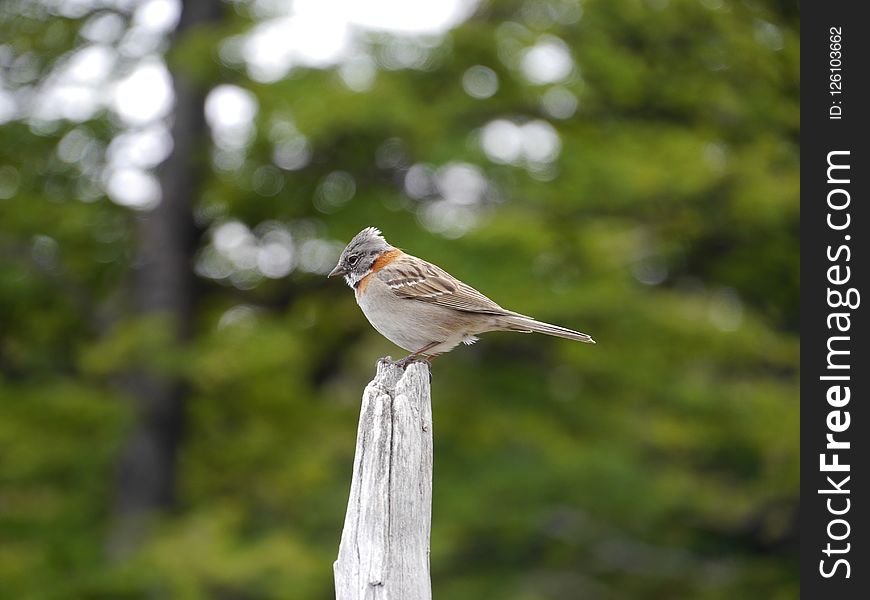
[109,0,222,556]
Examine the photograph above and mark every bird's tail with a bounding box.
[500,316,596,344]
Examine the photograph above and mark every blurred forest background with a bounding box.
[0,0,798,598]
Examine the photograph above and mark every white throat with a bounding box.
[345,268,372,290]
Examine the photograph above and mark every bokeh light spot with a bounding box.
[520,35,573,85]
[112,58,174,125]
[106,168,161,210]
[205,84,259,150]
[541,86,578,119]
[462,65,499,99]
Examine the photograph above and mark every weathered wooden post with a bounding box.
[334,360,433,600]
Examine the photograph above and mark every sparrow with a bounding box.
[329,227,595,366]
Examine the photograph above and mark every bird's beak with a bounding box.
[328,264,347,278]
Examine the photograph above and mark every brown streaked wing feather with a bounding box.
[376,254,528,317]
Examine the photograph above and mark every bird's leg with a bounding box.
[394,341,441,368]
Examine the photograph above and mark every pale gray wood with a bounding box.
[334,360,433,600]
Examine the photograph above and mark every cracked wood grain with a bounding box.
[334,360,433,600]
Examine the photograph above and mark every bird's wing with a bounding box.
[376,253,528,317]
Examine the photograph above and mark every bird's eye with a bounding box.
[347,254,359,266]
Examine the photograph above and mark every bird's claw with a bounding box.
[379,355,430,370]
[398,356,426,369]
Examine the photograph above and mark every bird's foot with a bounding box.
[379,354,431,370]
[377,356,433,384]
[395,354,427,369]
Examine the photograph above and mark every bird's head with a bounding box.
[329,227,395,288]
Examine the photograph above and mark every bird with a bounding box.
[328,227,595,367]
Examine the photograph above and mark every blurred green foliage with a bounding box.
[1,0,798,599]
